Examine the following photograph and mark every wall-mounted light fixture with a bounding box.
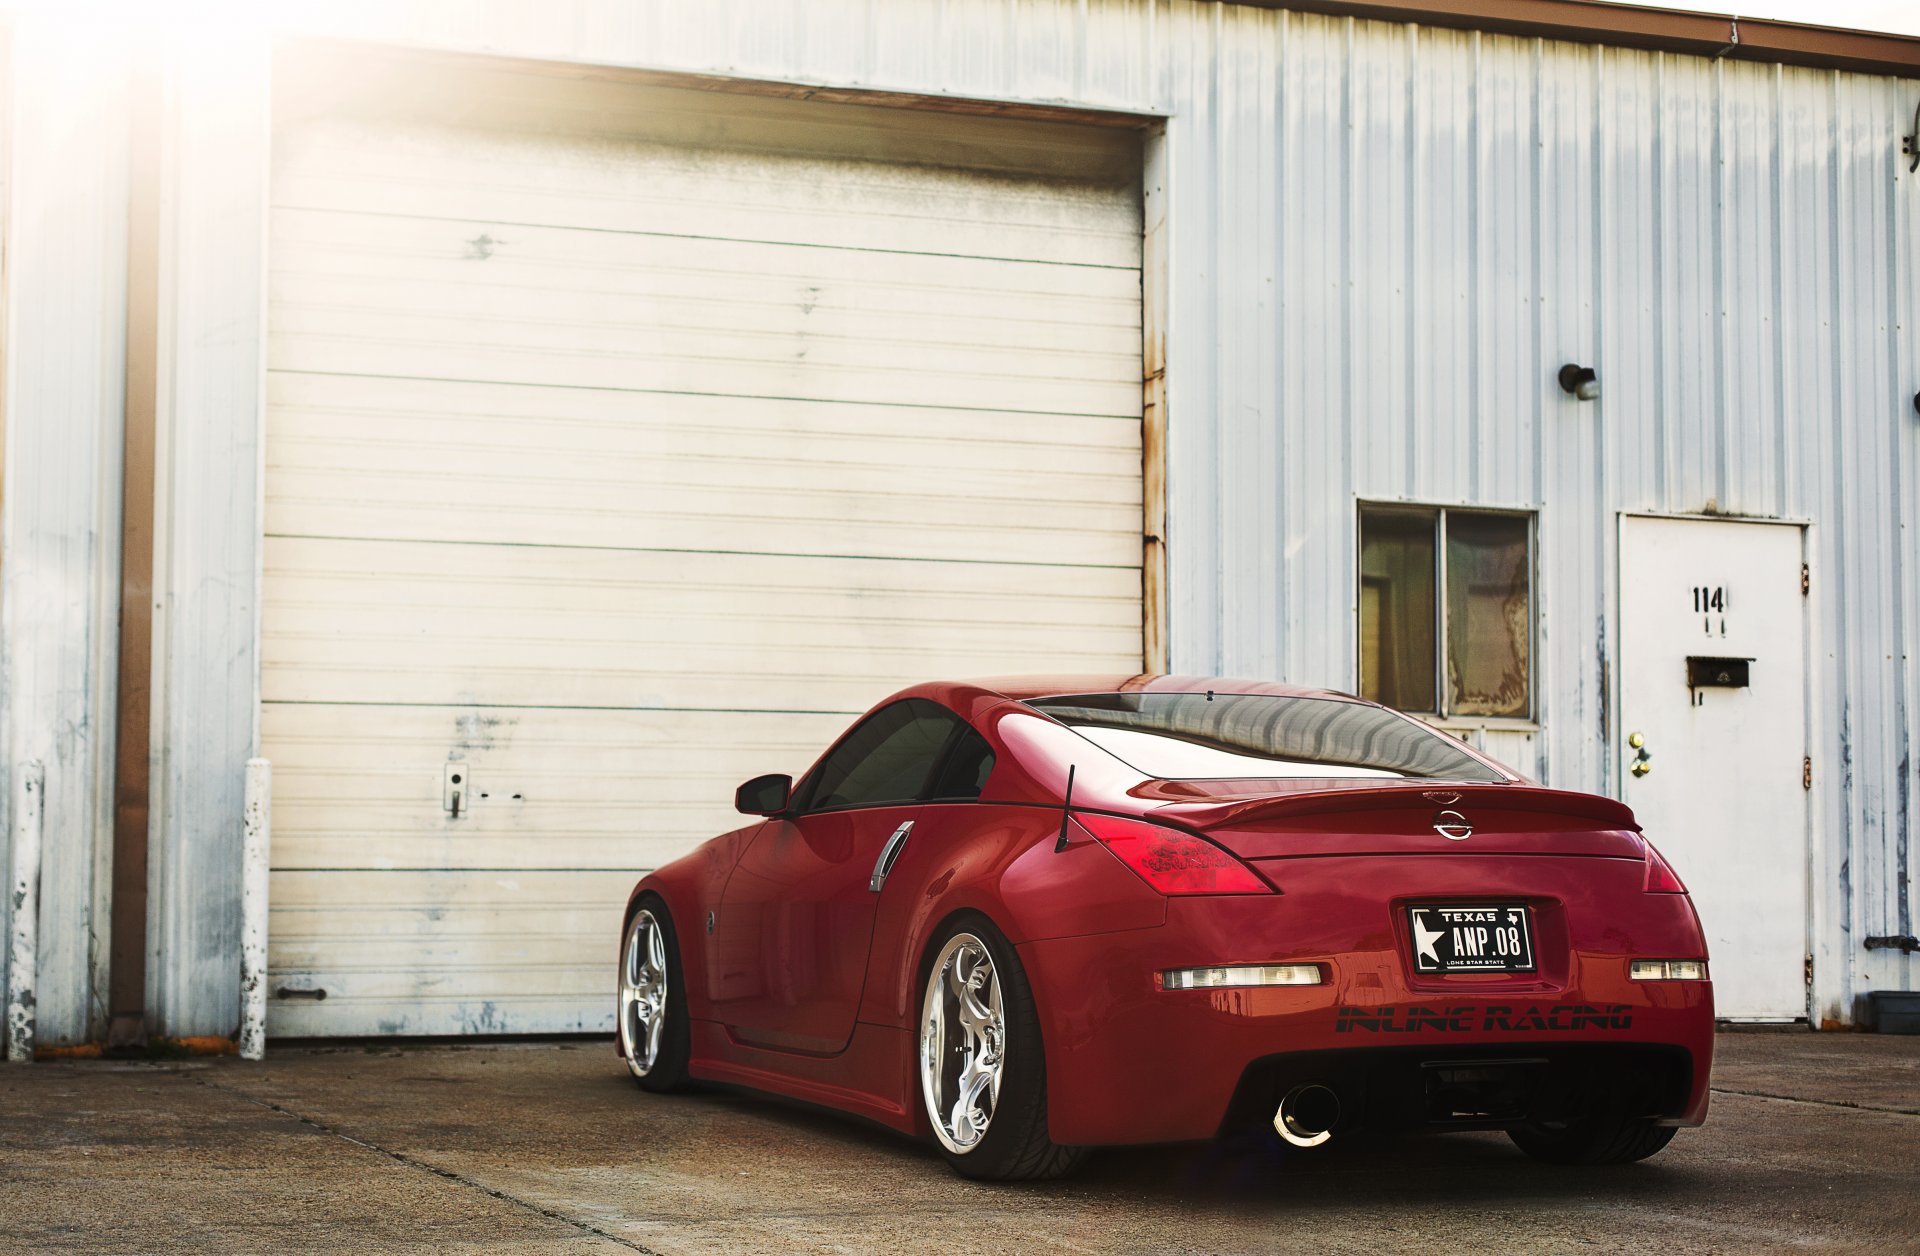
[1558,363,1600,402]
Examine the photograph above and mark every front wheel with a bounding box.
[917,915,1087,1181]
[618,898,690,1092]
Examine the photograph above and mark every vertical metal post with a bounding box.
[1140,124,1171,675]
[7,761,45,1062]
[238,758,271,1061]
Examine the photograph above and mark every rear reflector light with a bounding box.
[1643,841,1688,893]
[1075,813,1273,895]
[1630,959,1708,980]
[1160,964,1322,990]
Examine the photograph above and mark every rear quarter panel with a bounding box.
[855,804,1164,1029]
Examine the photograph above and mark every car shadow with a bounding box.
[1075,1128,1712,1210]
[663,1076,1710,1211]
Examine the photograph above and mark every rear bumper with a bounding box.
[1019,921,1714,1147]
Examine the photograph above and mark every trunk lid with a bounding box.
[1139,780,1645,860]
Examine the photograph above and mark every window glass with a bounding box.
[1359,509,1438,712]
[1358,505,1533,720]
[799,700,969,813]
[1445,513,1531,718]
[1026,692,1503,782]
[927,728,995,801]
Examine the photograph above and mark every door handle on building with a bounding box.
[444,762,469,817]
[1627,732,1652,778]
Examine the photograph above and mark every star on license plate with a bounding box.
[1407,904,1535,974]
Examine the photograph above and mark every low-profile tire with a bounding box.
[618,896,691,1093]
[917,913,1087,1181]
[1509,1117,1677,1165]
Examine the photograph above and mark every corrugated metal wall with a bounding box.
[0,20,130,1047]
[1142,11,1920,1019]
[1160,13,1918,1022]
[143,41,272,1043]
[4,0,1915,1034]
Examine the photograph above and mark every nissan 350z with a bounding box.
[615,676,1712,1180]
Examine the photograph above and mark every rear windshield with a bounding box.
[1024,692,1505,782]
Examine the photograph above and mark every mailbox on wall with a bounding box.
[1686,656,1752,689]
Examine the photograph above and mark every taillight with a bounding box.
[1643,839,1687,893]
[1075,813,1273,896]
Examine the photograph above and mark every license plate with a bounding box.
[1407,904,1535,974]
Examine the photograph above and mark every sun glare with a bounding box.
[6,0,288,38]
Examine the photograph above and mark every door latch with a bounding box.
[444,762,469,818]
[869,820,914,893]
[1626,731,1652,778]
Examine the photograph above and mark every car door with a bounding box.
[710,699,975,1054]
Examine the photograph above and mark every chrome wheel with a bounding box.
[620,909,669,1077]
[920,932,1006,1154]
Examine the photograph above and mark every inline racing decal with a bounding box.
[1334,1004,1634,1033]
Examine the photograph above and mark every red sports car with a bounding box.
[617,676,1713,1180]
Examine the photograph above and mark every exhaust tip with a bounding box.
[1274,1083,1341,1148]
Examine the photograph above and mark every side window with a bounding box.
[799,700,965,813]
[926,727,995,802]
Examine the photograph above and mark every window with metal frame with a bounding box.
[1358,504,1534,720]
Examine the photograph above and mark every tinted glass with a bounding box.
[927,728,995,801]
[1026,692,1503,781]
[1359,508,1438,712]
[799,700,969,812]
[1445,512,1531,718]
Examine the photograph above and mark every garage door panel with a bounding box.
[266,375,1141,567]
[269,992,605,1038]
[268,213,1141,416]
[269,869,628,1035]
[265,703,844,872]
[263,537,1142,711]
[274,118,1142,268]
[268,310,1137,418]
[264,76,1143,1037]
[268,237,1141,364]
[267,373,1143,491]
[269,204,1142,310]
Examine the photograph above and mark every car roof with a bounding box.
[954,674,1363,704]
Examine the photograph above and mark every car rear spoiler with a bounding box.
[1146,784,1640,834]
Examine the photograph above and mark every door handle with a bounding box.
[444,762,468,817]
[869,820,914,893]
[1626,731,1652,778]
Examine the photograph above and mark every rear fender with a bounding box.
[856,805,1165,1030]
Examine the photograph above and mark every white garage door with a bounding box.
[262,56,1145,1036]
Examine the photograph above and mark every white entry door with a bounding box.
[1618,516,1809,1020]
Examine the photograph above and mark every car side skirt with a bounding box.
[687,1018,922,1137]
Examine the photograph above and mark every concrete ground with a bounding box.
[2,1031,1916,1255]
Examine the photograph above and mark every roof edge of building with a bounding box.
[1223,0,1920,77]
